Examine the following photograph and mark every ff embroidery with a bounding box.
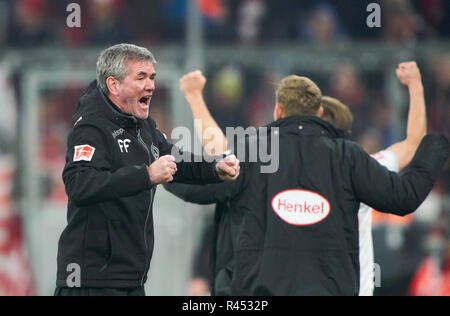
[74,145,96,162]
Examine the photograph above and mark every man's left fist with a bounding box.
[215,155,240,181]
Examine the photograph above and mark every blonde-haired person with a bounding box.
[321,96,354,133]
[167,66,448,296]
[274,75,323,118]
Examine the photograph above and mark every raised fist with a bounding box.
[180,70,207,95]
[396,62,422,87]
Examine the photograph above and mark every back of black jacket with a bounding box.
[232,116,449,296]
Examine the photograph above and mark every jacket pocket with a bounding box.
[99,220,114,273]
[83,209,112,274]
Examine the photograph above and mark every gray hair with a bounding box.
[96,43,157,95]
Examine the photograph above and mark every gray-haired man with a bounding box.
[54,44,239,296]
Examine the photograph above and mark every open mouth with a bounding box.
[139,96,152,107]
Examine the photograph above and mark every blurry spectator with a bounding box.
[357,129,383,155]
[328,0,382,39]
[133,0,164,43]
[327,64,371,140]
[0,0,11,45]
[0,94,34,295]
[7,0,56,47]
[371,100,396,148]
[246,69,279,128]
[162,0,187,41]
[429,54,450,140]
[301,3,347,45]
[438,0,450,36]
[413,0,450,37]
[383,0,422,44]
[260,0,300,41]
[409,227,450,296]
[199,0,225,19]
[57,0,88,47]
[86,0,134,45]
[37,86,81,202]
[428,54,450,192]
[0,69,17,155]
[414,0,442,35]
[201,0,236,43]
[237,0,266,45]
[208,65,248,130]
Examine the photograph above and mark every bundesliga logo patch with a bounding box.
[74,145,96,162]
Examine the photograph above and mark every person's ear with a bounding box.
[106,77,120,96]
[274,104,284,120]
[318,106,324,118]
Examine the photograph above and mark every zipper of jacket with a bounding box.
[137,127,153,286]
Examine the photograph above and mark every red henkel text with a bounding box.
[277,199,325,214]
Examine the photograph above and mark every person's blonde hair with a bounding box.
[321,96,354,131]
[276,75,322,117]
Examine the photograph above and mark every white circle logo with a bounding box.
[271,189,331,226]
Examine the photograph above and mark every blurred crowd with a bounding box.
[1,0,450,47]
[0,0,449,296]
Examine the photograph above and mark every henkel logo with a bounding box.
[272,189,331,226]
[73,145,96,162]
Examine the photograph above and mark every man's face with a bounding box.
[115,60,156,119]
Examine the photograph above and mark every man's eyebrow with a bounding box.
[137,71,157,77]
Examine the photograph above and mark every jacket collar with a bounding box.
[74,80,140,129]
[267,115,350,139]
[98,89,139,128]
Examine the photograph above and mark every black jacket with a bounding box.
[56,82,221,288]
[231,115,449,296]
[164,119,352,295]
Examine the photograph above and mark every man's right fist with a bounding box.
[396,61,422,87]
[180,70,206,95]
[148,155,177,184]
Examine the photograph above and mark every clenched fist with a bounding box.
[148,155,177,184]
[215,155,240,181]
[180,70,206,96]
[396,62,422,87]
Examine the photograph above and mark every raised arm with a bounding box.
[386,62,427,170]
[352,135,448,216]
[180,71,228,155]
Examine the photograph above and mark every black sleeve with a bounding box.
[350,135,449,216]
[156,128,222,185]
[63,123,152,207]
[163,171,245,205]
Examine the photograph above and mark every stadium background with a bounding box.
[0,0,449,296]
